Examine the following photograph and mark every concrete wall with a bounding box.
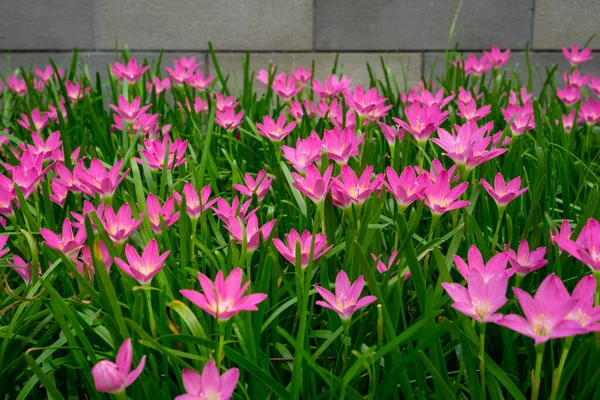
[1,0,599,88]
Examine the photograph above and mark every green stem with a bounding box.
[531,343,545,400]
[342,318,351,370]
[216,323,225,370]
[319,203,326,235]
[549,337,573,400]
[145,289,157,337]
[290,265,307,399]
[490,206,506,252]
[190,220,198,267]
[479,323,487,400]
[113,390,128,400]
[423,213,440,278]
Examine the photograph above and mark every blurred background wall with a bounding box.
[1,0,599,88]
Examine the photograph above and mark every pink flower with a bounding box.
[188,70,214,91]
[377,122,404,146]
[281,135,322,172]
[115,239,169,285]
[382,166,426,209]
[287,99,312,121]
[312,75,352,99]
[47,98,68,122]
[556,84,582,106]
[550,220,572,252]
[8,255,40,285]
[456,100,491,122]
[560,110,576,132]
[76,242,113,278]
[7,76,27,96]
[91,339,146,393]
[553,218,600,272]
[589,76,600,97]
[314,270,377,320]
[71,200,105,231]
[292,66,312,85]
[464,54,493,75]
[110,58,149,83]
[175,361,239,400]
[213,93,239,112]
[0,189,15,217]
[371,250,410,279]
[215,107,244,131]
[508,88,534,107]
[432,121,506,170]
[40,218,86,256]
[233,170,273,201]
[563,70,590,88]
[180,268,267,320]
[497,274,586,344]
[579,98,600,125]
[65,81,89,102]
[344,86,391,119]
[146,76,171,94]
[180,183,216,219]
[145,194,179,233]
[502,105,535,136]
[332,165,380,205]
[17,109,49,132]
[102,204,142,243]
[165,61,194,86]
[75,159,129,199]
[416,89,454,109]
[507,240,548,276]
[423,168,470,215]
[481,172,528,207]
[442,269,508,323]
[273,229,333,268]
[322,127,364,165]
[562,43,593,66]
[454,245,512,281]
[483,46,511,68]
[330,184,353,209]
[224,214,275,252]
[272,73,302,99]
[255,115,297,141]
[35,66,63,85]
[256,67,275,86]
[20,131,62,161]
[212,197,257,224]
[0,235,9,258]
[393,103,449,143]
[110,96,151,124]
[137,135,188,170]
[177,56,203,71]
[291,164,333,204]
[558,275,600,332]
[5,152,54,199]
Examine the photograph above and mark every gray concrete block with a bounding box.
[98,0,313,51]
[315,0,533,51]
[533,0,600,50]
[209,52,422,94]
[0,0,95,50]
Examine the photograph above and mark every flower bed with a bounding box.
[1,43,600,399]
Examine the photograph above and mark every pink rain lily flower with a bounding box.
[212,196,257,224]
[281,134,323,172]
[508,88,534,107]
[71,200,105,231]
[416,89,454,109]
[7,75,27,96]
[464,54,493,75]
[180,268,267,320]
[49,181,68,206]
[454,245,512,281]
[256,67,275,86]
[287,99,312,121]
[553,218,600,273]
[40,218,86,256]
[344,86,391,119]
[8,255,40,285]
[0,235,9,258]
[502,105,535,136]
[507,240,548,276]
[322,127,364,165]
[233,170,273,201]
[377,122,404,146]
[146,76,171,94]
[291,164,333,204]
[215,107,244,131]
[579,98,600,125]
[563,70,590,88]
[47,98,68,122]
[312,75,352,99]
[0,189,15,217]
[65,81,89,102]
[550,220,572,253]
[432,121,507,170]
[212,93,239,112]
[165,61,195,86]
[137,135,188,170]
[272,73,303,99]
[115,239,169,285]
[19,131,62,161]
[562,43,593,66]
[188,70,215,91]
[76,242,113,278]
[223,214,276,252]
[332,165,381,205]
[371,250,411,280]
[589,76,600,97]
[35,66,63,84]
[17,109,49,132]
[442,269,509,323]
[102,204,142,243]
[75,159,129,199]
[481,172,528,207]
[423,168,470,215]
[175,361,239,400]
[560,110,576,132]
[110,58,149,83]
[292,66,312,85]
[382,166,426,210]
[256,114,297,141]
[110,96,151,123]
[91,339,146,394]
[314,270,377,320]
[483,46,511,68]
[272,229,333,268]
[456,100,491,122]
[556,275,600,332]
[180,183,216,219]
[393,103,449,143]
[330,184,353,209]
[144,194,179,233]
[4,152,54,199]
[556,84,582,106]
[497,274,586,344]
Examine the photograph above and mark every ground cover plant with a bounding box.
[1,42,600,399]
